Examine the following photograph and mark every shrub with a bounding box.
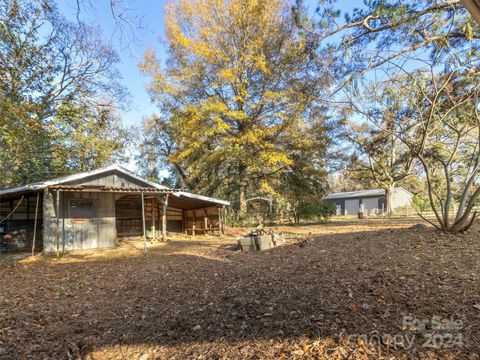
[296,200,335,223]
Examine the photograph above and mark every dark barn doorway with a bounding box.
[0,193,43,252]
[115,195,143,239]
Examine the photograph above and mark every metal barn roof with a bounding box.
[0,164,230,206]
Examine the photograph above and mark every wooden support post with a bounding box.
[31,192,40,256]
[157,199,161,240]
[141,192,146,253]
[203,208,208,235]
[152,199,156,241]
[217,206,223,236]
[223,207,226,234]
[182,209,187,235]
[55,190,60,259]
[162,194,168,242]
[192,210,196,236]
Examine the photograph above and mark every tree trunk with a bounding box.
[385,184,394,215]
[239,183,247,214]
[237,161,248,214]
[293,207,299,224]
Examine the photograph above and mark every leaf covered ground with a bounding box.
[0,220,479,359]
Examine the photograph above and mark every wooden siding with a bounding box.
[115,194,186,238]
[62,170,148,189]
[42,169,145,253]
[43,190,116,253]
[184,206,221,235]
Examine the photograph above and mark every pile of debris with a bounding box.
[237,227,285,252]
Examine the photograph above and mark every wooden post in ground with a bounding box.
[222,206,226,235]
[151,199,156,241]
[141,192,146,253]
[203,208,208,235]
[32,192,40,256]
[217,206,223,236]
[182,209,187,235]
[157,199,161,240]
[55,190,60,259]
[192,210,196,236]
[162,194,169,241]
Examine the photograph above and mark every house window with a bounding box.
[70,200,95,219]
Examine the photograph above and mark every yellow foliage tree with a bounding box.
[140,0,332,212]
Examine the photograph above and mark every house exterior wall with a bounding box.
[327,195,386,215]
[327,189,412,216]
[362,197,379,215]
[345,199,359,215]
[392,188,413,208]
[328,199,345,215]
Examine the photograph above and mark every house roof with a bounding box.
[0,164,230,206]
[324,189,385,200]
[324,187,413,200]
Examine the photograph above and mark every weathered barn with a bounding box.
[325,188,413,216]
[0,165,229,254]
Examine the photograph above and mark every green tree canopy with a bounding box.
[0,0,128,187]
[139,0,334,212]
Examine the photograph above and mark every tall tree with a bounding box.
[296,0,478,80]
[136,115,185,187]
[300,0,479,226]
[48,101,128,173]
[343,86,414,214]
[140,0,333,212]
[0,0,128,186]
[349,56,480,232]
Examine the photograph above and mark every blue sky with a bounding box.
[58,0,362,128]
[58,0,167,130]
[56,0,363,171]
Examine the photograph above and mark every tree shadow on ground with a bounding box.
[1,227,479,359]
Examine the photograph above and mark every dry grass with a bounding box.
[1,220,479,359]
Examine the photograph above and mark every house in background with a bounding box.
[325,187,413,216]
[0,165,229,253]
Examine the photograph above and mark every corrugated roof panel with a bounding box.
[0,165,230,206]
[325,189,385,200]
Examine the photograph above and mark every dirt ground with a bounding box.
[1,219,479,359]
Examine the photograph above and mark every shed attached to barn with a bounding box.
[325,187,413,216]
[0,165,229,254]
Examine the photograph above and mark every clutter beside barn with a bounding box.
[325,187,413,216]
[0,165,229,254]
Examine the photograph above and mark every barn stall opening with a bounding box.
[0,165,229,254]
